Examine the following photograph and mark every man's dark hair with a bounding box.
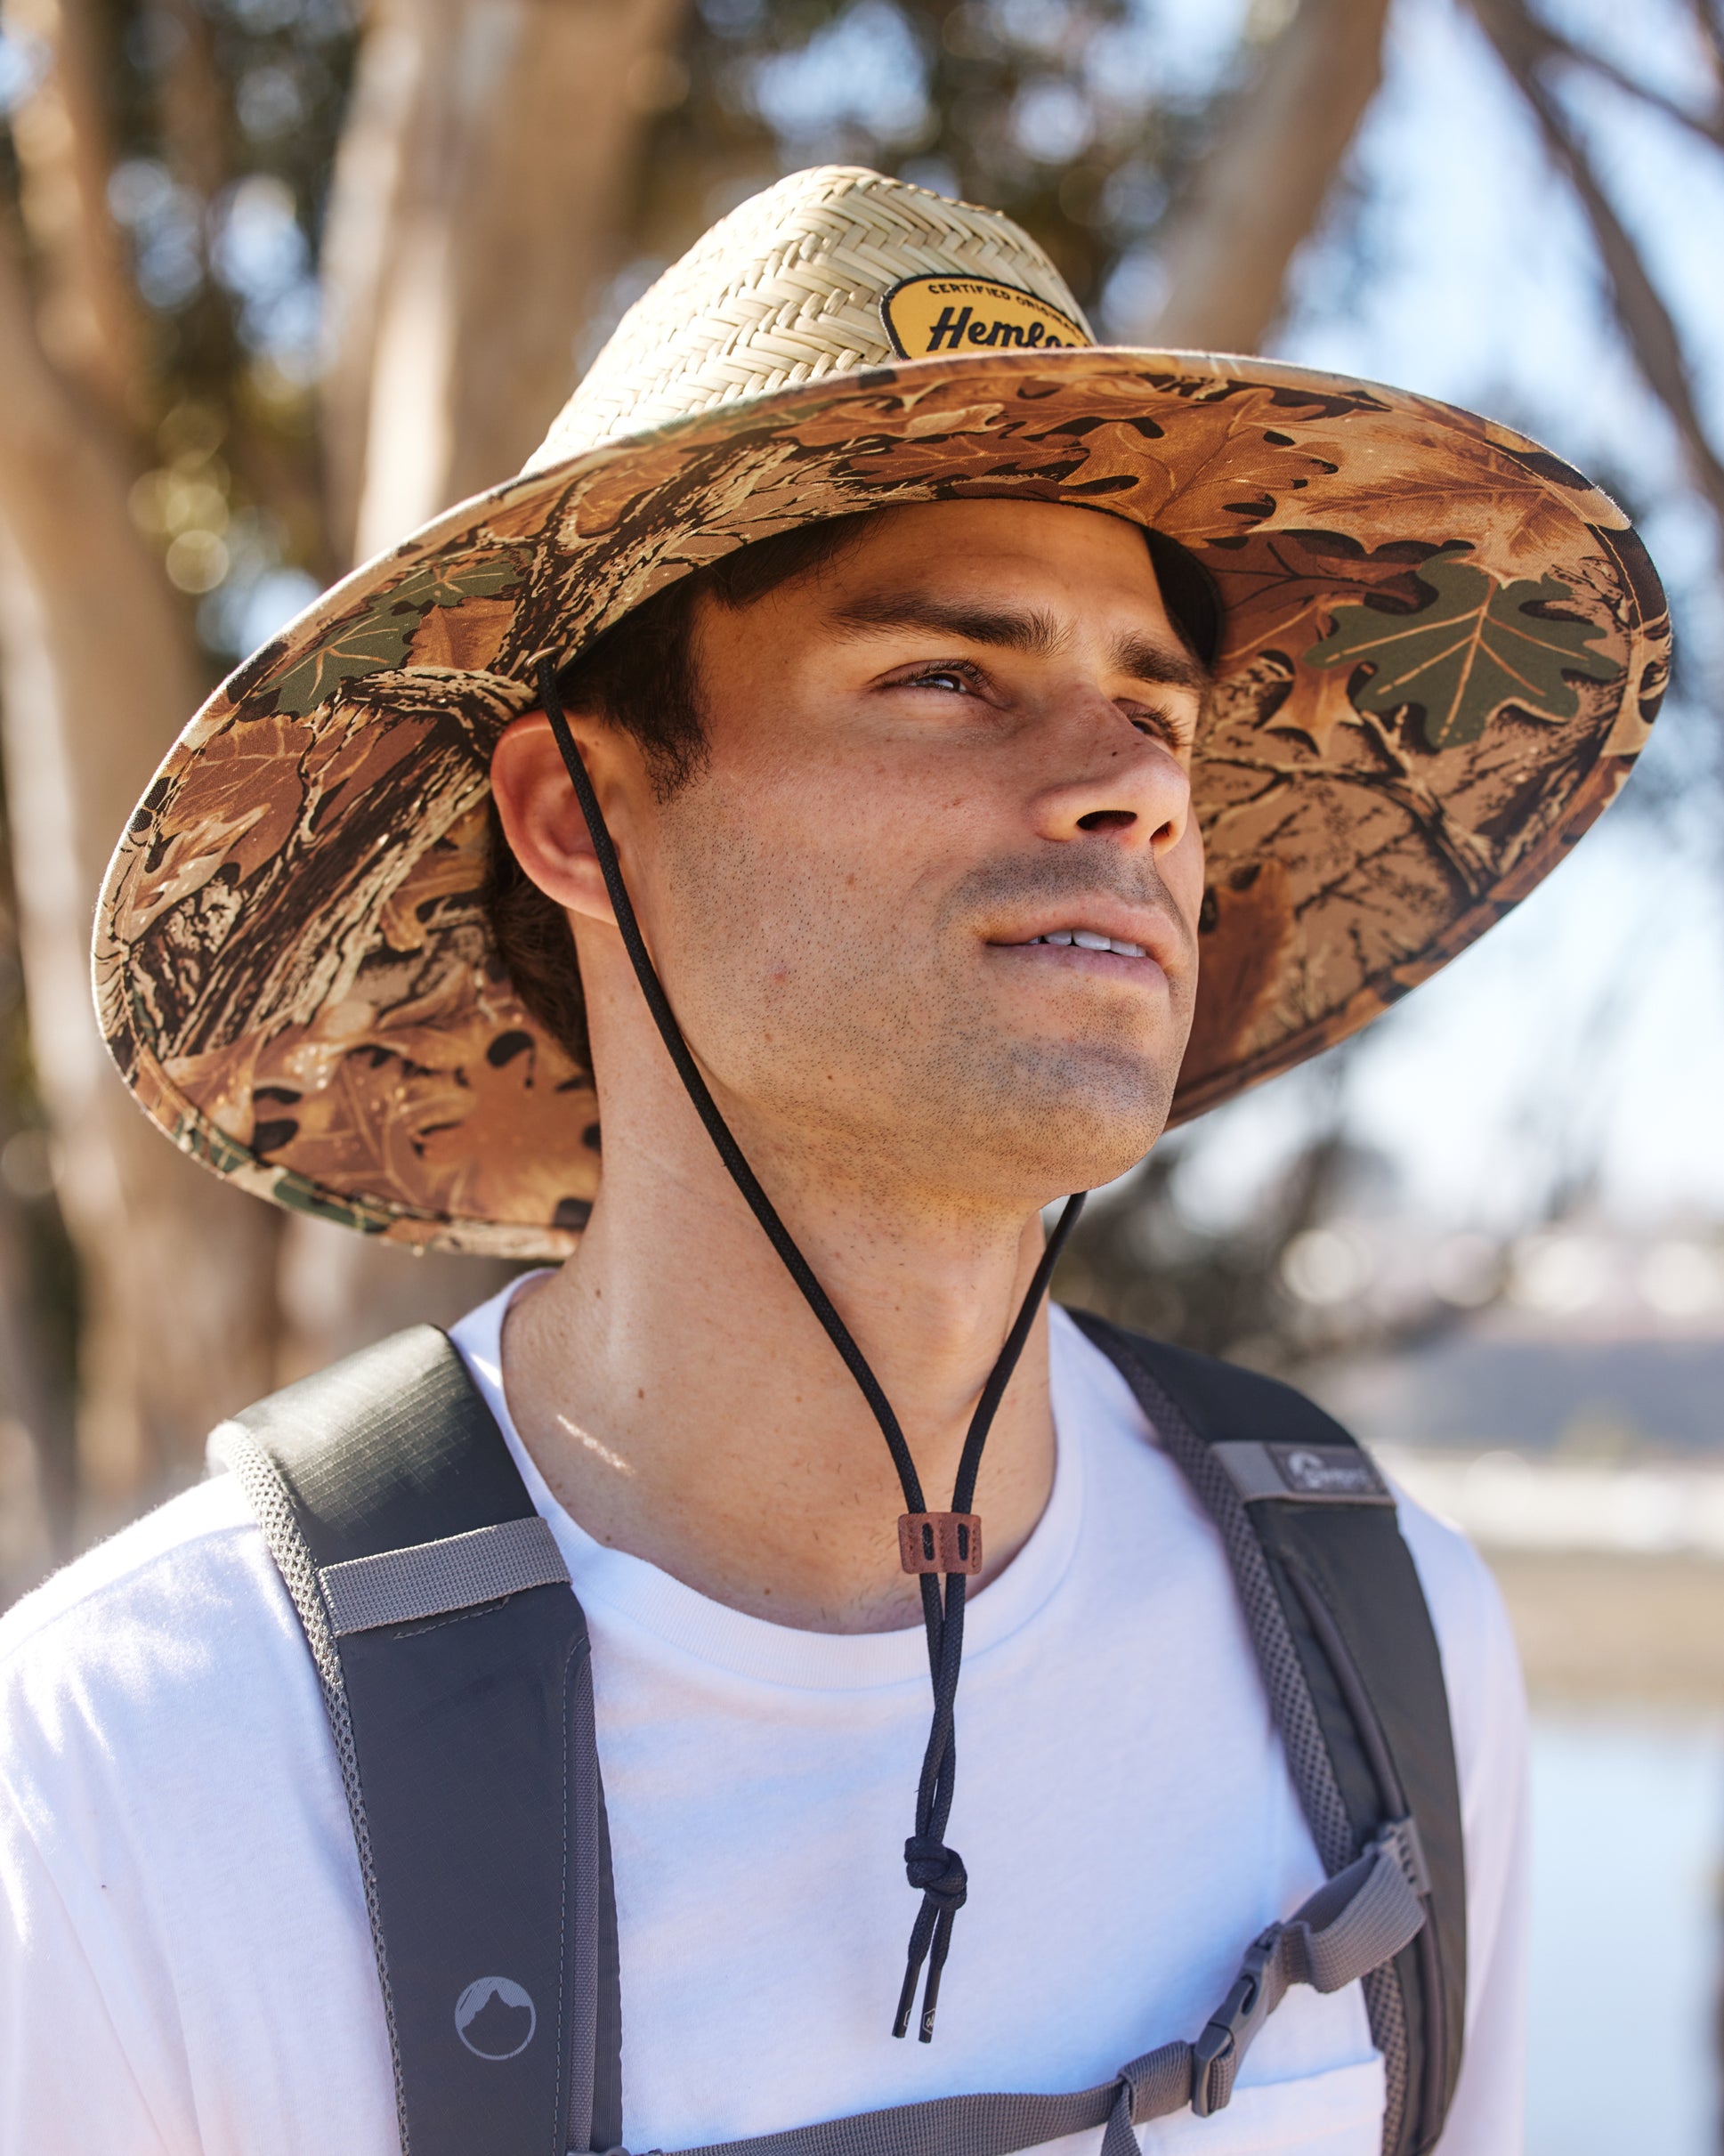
[484,515,878,1073]
[484,510,1218,1074]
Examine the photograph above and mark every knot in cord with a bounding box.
[904,1836,968,1910]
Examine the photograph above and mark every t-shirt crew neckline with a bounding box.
[450,1277,1091,1695]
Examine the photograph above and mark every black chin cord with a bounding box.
[538,659,1086,2039]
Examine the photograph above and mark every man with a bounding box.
[0,167,1666,2155]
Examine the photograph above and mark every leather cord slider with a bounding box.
[897,1512,983,1575]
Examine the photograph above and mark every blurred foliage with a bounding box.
[0,0,358,1561]
[20,0,355,662]
[0,0,1254,675]
[0,764,77,1537]
[1059,1128,1376,1368]
[1054,1053,1504,1371]
[613,0,1243,349]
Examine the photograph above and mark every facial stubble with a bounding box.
[652,793,1198,1212]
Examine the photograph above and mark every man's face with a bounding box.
[603,498,1203,1212]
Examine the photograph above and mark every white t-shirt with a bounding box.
[0,1294,1528,2156]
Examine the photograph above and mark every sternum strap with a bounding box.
[637,1821,1425,2156]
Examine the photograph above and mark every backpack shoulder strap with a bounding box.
[210,1324,623,2156]
[1069,1311,1466,2156]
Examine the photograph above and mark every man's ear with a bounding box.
[490,709,619,927]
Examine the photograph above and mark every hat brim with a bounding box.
[94,346,1669,1257]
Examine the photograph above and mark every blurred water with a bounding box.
[1528,1713,1724,2154]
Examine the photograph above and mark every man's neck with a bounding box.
[497,1066,1059,1634]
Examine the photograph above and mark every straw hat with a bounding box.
[94,166,1670,1258]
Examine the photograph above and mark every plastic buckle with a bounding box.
[1190,1925,1281,2118]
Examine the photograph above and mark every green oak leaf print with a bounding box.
[1303,552,1622,751]
[384,552,525,613]
[269,551,526,717]
[270,611,420,718]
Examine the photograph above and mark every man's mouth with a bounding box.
[969,884,1189,979]
[1014,928,1150,959]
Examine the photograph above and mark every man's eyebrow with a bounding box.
[830,593,1208,696]
[1110,632,1210,699]
[831,593,1064,657]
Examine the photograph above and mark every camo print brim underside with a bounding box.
[93,347,1670,1258]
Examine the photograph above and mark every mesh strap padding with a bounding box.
[209,1423,410,2141]
[320,1515,570,1636]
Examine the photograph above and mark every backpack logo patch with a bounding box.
[880,273,1090,359]
[1269,1445,1387,1500]
[454,1975,537,2061]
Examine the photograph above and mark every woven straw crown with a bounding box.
[529,166,1094,466]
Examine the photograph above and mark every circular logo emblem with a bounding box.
[454,1975,537,2061]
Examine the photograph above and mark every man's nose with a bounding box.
[1024,693,1193,856]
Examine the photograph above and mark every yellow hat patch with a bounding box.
[880,272,1091,359]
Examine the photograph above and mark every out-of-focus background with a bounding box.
[0,0,1718,2142]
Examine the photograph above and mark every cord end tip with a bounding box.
[918,1952,947,2043]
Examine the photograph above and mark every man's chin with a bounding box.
[752,1010,1185,1212]
[927,1035,1180,1200]
[1018,1113,1171,1202]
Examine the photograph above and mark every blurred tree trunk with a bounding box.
[323,0,685,563]
[0,863,66,1596]
[1135,0,1394,353]
[282,0,684,1366]
[0,0,281,1528]
[0,235,282,1525]
[5,0,149,423]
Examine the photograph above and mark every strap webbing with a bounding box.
[641,1823,1426,2156]
[320,1516,571,1636]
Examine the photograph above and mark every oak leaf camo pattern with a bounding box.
[94,347,1669,1257]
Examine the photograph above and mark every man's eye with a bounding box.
[1126,708,1191,753]
[904,663,980,694]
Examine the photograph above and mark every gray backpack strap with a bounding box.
[210,1325,623,2156]
[1070,1313,1466,2156]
